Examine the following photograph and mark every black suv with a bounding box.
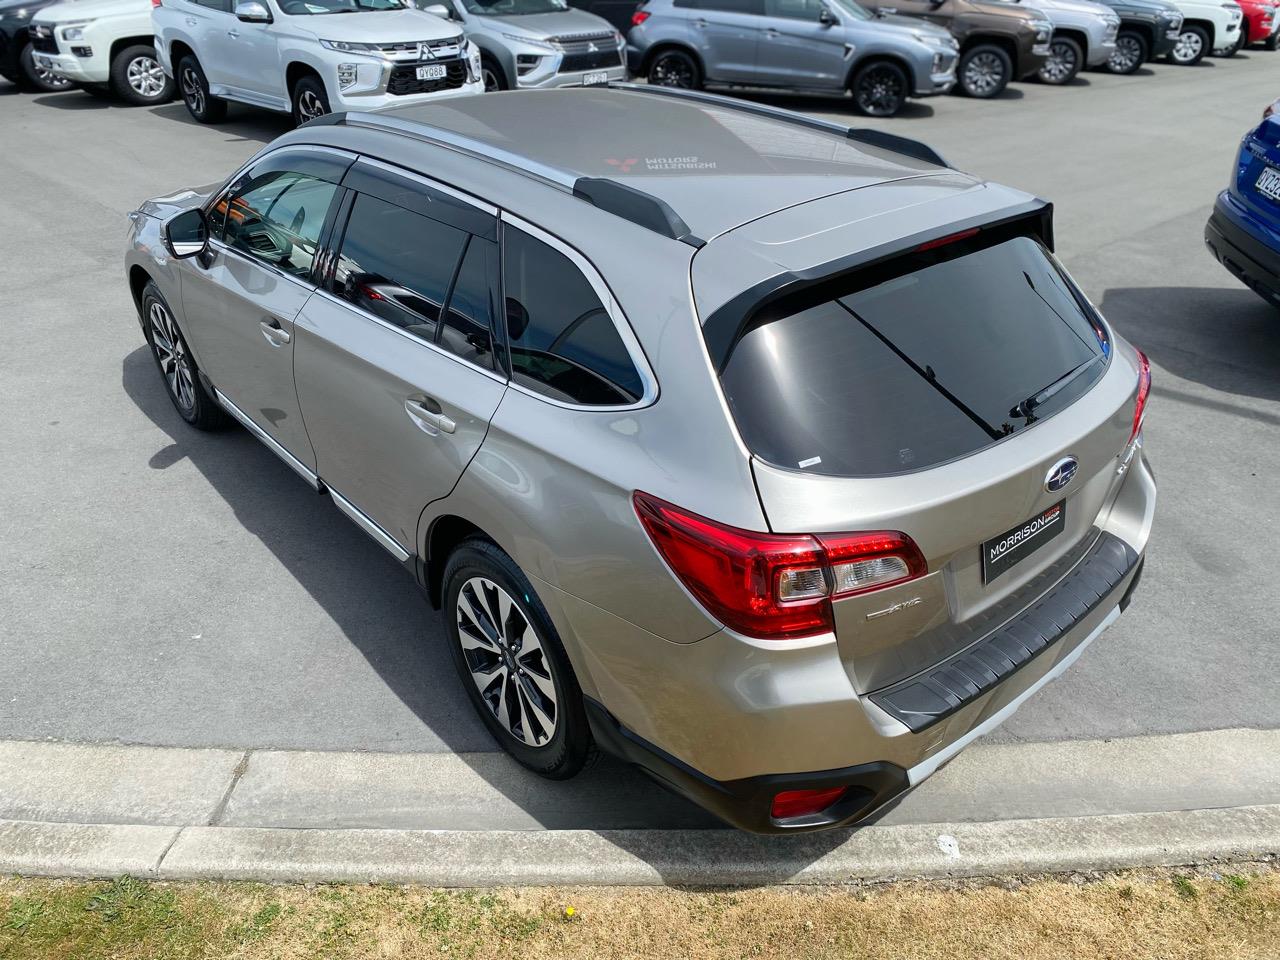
[1092,0,1184,72]
[0,0,70,90]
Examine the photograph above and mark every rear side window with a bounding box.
[438,236,500,372]
[674,0,764,11]
[719,235,1110,477]
[331,193,468,345]
[502,226,644,406]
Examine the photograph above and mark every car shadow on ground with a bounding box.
[1098,285,1280,407]
[32,92,283,143]
[121,344,847,881]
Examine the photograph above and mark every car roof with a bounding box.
[362,86,965,240]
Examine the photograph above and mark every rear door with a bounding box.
[176,0,239,87]
[682,0,766,81]
[293,159,507,556]
[703,219,1141,694]
[755,0,849,89]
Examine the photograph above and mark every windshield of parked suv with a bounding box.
[461,0,567,14]
[278,0,405,14]
[719,233,1111,477]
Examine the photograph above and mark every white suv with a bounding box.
[1163,0,1241,61]
[29,0,174,104]
[152,0,483,126]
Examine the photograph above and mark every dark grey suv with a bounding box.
[628,0,958,116]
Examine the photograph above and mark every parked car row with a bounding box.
[0,0,1270,117]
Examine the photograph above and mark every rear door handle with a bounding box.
[227,28,240,38]
[405,397,456,435]
[259,318,291,346]
[694,17,708,26]
[185,16,199,25]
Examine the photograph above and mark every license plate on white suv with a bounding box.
[1257,166,1280,202]
[415,64,448,81]
[582,71,609,86]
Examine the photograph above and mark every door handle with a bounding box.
[227,28,240,38]
[259,318,291,346]
[405,397,456,435]
[694,17,708,26]
[185,16,198,25]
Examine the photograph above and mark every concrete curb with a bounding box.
[2,805,1278,886]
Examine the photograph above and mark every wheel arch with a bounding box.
[169,38,197,70]
[475,36,516,87]
[129,264,154,312]
[845,52,917,95]
[1120,19,1154,46]
[960,31,1018,63]
[109,35,158,64]
[423,514,495,609]
[1183,17,1215,46]
[285,59,325,98]
[640,41,705,78]
[1052,26,1089,57]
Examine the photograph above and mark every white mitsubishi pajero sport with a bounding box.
[152,0,483,126]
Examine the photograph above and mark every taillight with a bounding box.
[915,226,979,252]
[1130,348,1151,443]
[151,0,162,7]
[771,787,847,821]
[633,492,926,641]
[1264,98,1279,121]
[631,9,650,24]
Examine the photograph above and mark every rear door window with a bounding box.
[719,235,1110,476]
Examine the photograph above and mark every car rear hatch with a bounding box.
[692,179,1147,718]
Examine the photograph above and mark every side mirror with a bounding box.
[164,208,208,260]
[234,0,273,23]
[818,5,835,24]
[420,2,453,17]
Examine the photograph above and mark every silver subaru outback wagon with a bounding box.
[124,85,1155,833]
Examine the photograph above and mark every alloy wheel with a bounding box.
[855,65,905,116]
[455,576,558,747]
[296,89,328,122]
[1109,35,1143,72]
[181,66,205,115]
[962,52,1005,96]
[32,59,72,89]
[1172,29,1203,62]
[149,301,195,413]
[126,55,166,99]
[650,53,694,88]
[482,66,501,92]
[1040,40,1078,82]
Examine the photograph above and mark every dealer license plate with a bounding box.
[1256,166,1280,203]
[416,64,448,81]
[981,500,1066,584]
[583,71,609,86]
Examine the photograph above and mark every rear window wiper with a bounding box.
[1010,353,1103,421]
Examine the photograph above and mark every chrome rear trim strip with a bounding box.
[213,388,320,491]
[327,488,412,563]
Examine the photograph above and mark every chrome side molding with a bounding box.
[327,488,412,563]
[213,388,320,491]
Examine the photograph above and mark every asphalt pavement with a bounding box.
[1,56,1278,835]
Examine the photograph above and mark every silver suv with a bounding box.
[124,86,1155,833]
[628,0,958,116]
[425,0,626,91]
[152,0,482,126]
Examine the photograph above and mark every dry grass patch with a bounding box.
[1,865,1277,960]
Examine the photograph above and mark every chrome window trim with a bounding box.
[327,486,413,562]
[353,155,500,218]
[202,143,360,226]
[499,211,659,412]
[213,388,320,490]
[309,287,509,386]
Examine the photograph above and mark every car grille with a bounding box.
[387,58,467,96]
[558,46,623,73]
[375,36,464,61]
[28,24,59,55]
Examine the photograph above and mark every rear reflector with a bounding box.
[633,492,926,641]
[631,9,650,24]
[771,787,847,820]
[1130,348,1151,443]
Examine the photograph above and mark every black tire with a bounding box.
[140,282,229,430]
[1266,32,1279,50]
[480,55,507,91]
[1107,29,1148,73]
[1038,35,1083,84]
[18,43,73,92]
[443,537,594,780]
[647,47,701,89]
[291,74,330,126]
[851,59,909,117]
[177,55,227,122]
[956,43,1012,98]
[1167,24,1209,64]
[109,44,174,106]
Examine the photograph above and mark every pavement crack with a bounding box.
[207,750,251,826]
[153,826,185,877]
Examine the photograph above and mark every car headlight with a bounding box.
[1104,15,1120,26]
[913,30,954,46]
[58,20,93,40]
[467,40,481,80]
[501,32,556,50]
[320,39,384,55]
[1031,19,1053,41]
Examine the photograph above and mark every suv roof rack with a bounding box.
[606,82,950,169]
[305,110,704,247]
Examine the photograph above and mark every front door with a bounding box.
[293,161,508,553]
[180,147,351,472]
[755,0,850,89]
[689,0,767,82]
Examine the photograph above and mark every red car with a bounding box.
[1234,0,1280,50]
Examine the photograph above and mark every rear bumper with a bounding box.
[1205,191,1280,306]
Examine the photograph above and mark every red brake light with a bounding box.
[631,9,650,24]
[151,0,163,7]
[915,226,980,252]
[771,787,847,820]
[633,492,926,641]
[1130,348,1151,444]
[1265,98,1279,121]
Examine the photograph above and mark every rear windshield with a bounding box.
[719,234,1110,477]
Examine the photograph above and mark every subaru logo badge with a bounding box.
[1044,456,1079,493]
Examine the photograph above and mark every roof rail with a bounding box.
[304,110,703,247]
[607,82,949,169]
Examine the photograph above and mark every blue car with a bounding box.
[1205,103,1280,308]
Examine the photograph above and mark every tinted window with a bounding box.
[674,0,764,11]
[502,227,644,405]
[720,236,1110,477]
[332,194,468,344]
[219,170,339,281]
[189,0,233,9]
[765,0,826,18]
[438,237,499,371]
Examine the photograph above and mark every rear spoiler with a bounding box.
[701,198,1054,374]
